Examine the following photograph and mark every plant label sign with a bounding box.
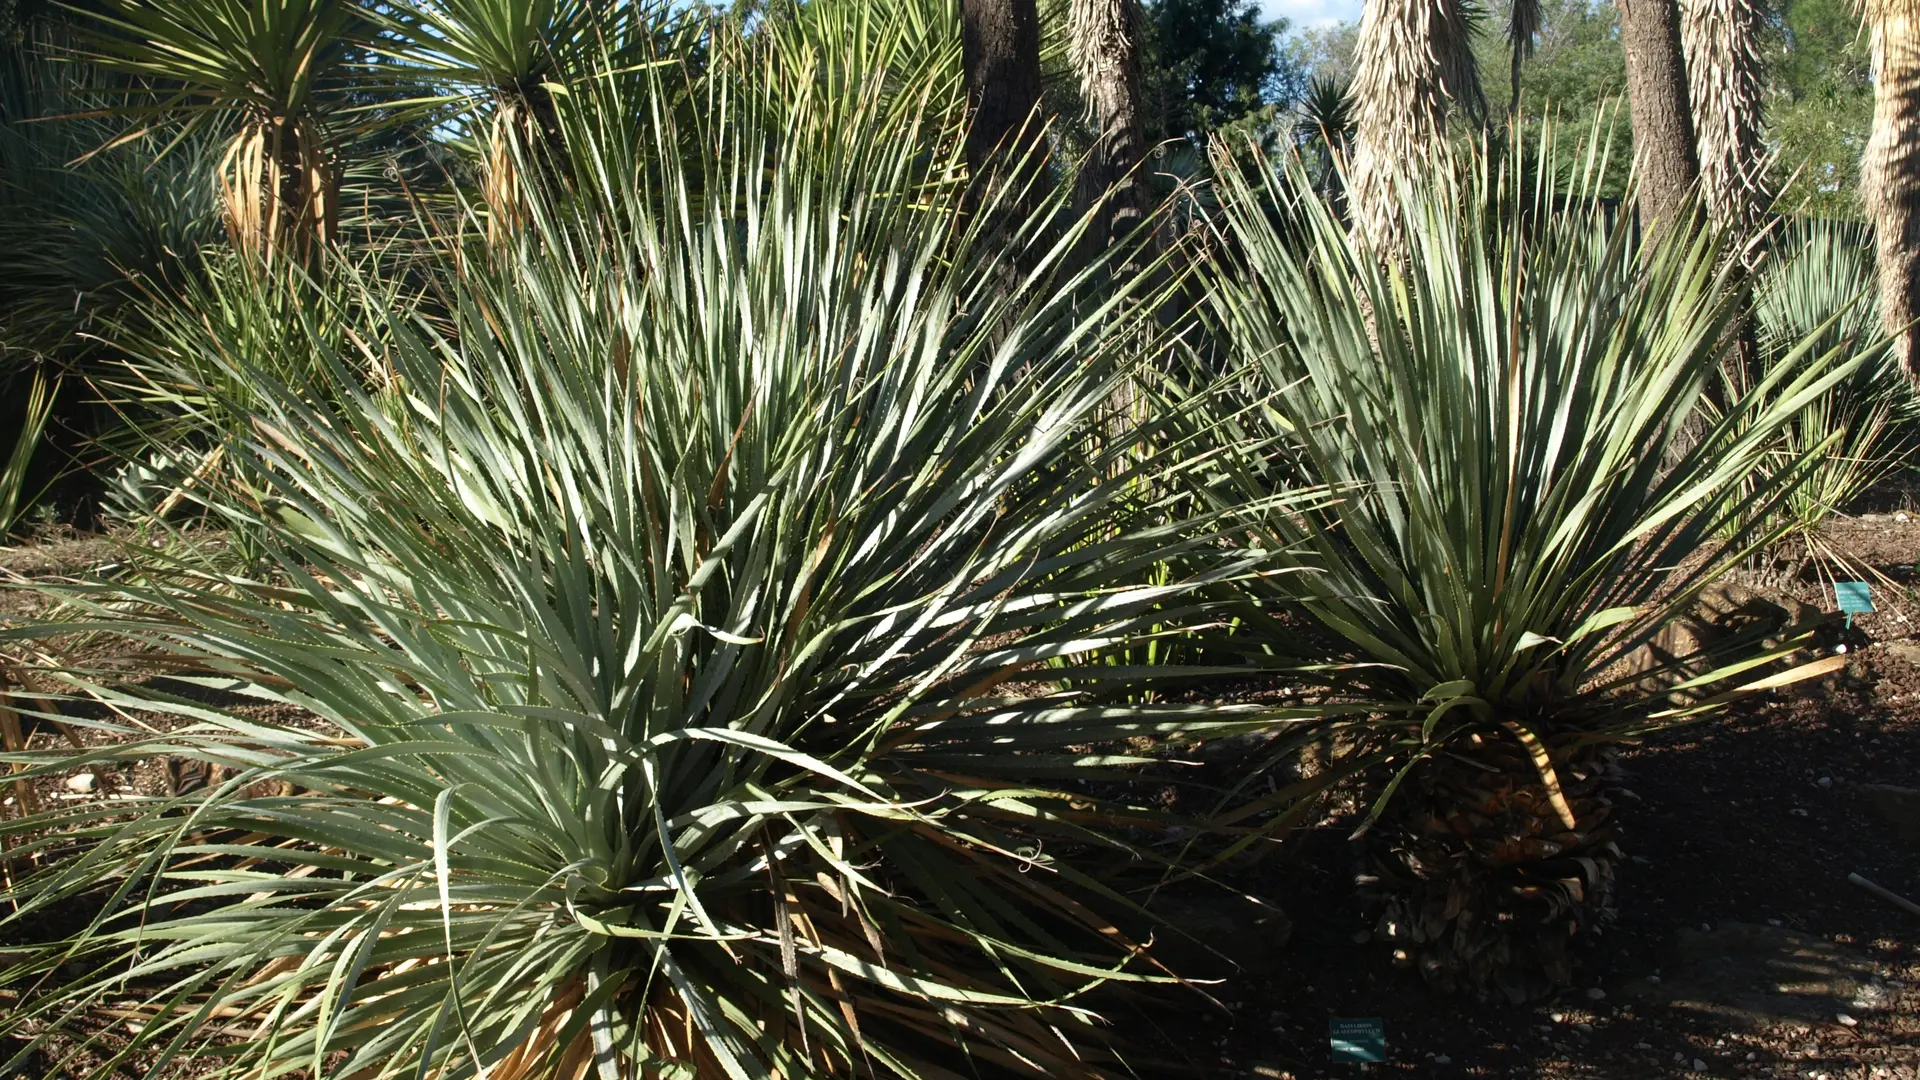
[1835,581,1874,628]
[1329,1017,1386,1064]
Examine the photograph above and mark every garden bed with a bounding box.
[3,519,1917,1080]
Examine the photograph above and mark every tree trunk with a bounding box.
[1681,0,1769,248]
[1347,0,1482,248]
[961,0,1047,209]
[1070,0,1154,256]
[1616,0,1700,242]
[1863,0,1920,373]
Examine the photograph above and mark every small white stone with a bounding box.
[1897,512,1909,522]
[1817,777,1834,789]
[1550,1012,1567,1024]
[65,773,95,794]
[1834,643,1849,655]
[1837,1013,1858,1026]
[1693,1059,1708,1072]
[1635,1042,1653,1050]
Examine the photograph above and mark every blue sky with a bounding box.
[1261,0,1362,28]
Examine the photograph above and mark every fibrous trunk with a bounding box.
[1681,0,1770,250]
[484,86,566,246]
[1863,0,1920,374]
[1070,0,1154,256]
[1347,0,1482,249]
[219,115,334,265]
[1367,731,1619,1003]
[1617,0,1701,242]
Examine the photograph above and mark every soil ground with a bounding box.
[2,517,1917,1079]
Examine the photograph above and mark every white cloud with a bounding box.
[1261,0,1362,28]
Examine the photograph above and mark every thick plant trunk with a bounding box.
[961,0,1048,208]
[1347,0,1482,248]
[1681,0,1769,245]
[220,114,334,265]
[1617,0,1700,242]
[1864,0,1920,374]
[1070,0,1154,255]
[1367,732,1619,1003]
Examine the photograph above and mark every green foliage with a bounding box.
[0,368,54,539]
[1188,136,1859,741]
[0,61,1298,1080]
[1762,0,1873,218]
[78,0,366,126]
[1738,226,1914,552]
[1474,0,1632,197]
[1143,0,1300,144]
[0,34,222,366]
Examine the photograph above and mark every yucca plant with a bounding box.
[77,0,367,262]
[1182,138,1859,1002]
[0,62,1298,1079]
[1735,224,1917,573]
[371,0,666,236]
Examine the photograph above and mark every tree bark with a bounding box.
[1347,0,1482,249]
[1617,0,1700,243]
[961,0,1047,209]
[1070,0,1154,256]
[1681,0,1769,248]
[1863,0,1920,374]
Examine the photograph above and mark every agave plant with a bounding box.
[77,0,367,261]
[0,62,1294,1079]
[1184,139,1858,1001]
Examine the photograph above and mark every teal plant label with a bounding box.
[1835,581,1874,615]
[1835,581,1874,628]
[1328,1017,1386,1063]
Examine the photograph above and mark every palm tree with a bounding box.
[373,0,618,235]
[1860,0,1920,371]
[1190,141,1860,1001]
[79,0,362,262]
[1346,0,1483,247]
[1682,0,1771,246]
[1069,0,1154,254]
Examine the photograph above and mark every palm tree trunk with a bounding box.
[1617,0,1700,242]
[1347,0,1482,248]
[1070,0,1153,256]
[1509,0,1540,120]
[1863,0,1920,373]
[1681,0,1769,246]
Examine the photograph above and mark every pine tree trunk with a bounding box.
[960,0,1047,207]
[1617,0,1700,242]
[1864,2,1920,374]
